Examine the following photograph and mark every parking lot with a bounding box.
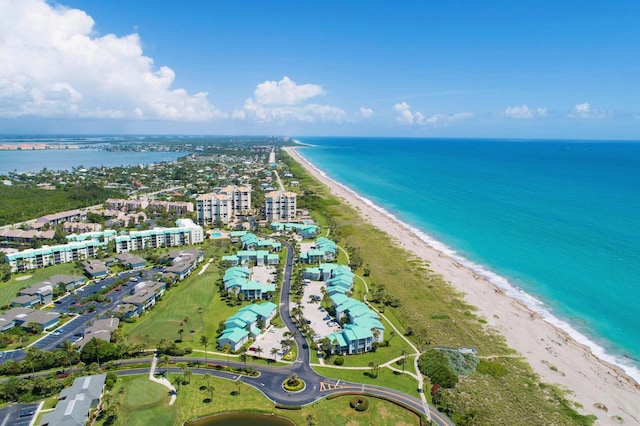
[252,265,278,286]
[249,325,289,360]
[292,279,341,340]
[0,268,161,364]
[0,402,40,426]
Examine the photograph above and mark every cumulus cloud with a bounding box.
[424,112,473,127]
[234,76,345,124]
[393,101,424,125]
[569,102,610,119]
[393,102,471,127]
[0,0,225,121]
[359,107,373,118]
[254,76,323,106]
[504,104,547,119]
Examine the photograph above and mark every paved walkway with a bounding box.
[197,257,214,275]
[148,356,177,405]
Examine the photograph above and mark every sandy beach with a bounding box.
[284,146,640,425]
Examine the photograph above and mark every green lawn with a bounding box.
[313,366,420,397]
[99,373,420,426]
[0,263,82,307]
[122,242,237,349]
[97,376,177,426]
[122,239,285,353]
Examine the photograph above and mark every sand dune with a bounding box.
[285,146,640,425]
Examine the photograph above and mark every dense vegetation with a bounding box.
[0,183,124,226]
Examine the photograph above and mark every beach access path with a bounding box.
[284,145,640,425]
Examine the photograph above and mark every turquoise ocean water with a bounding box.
[295,137,640,381]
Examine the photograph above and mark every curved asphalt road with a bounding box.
[1,239,453,425]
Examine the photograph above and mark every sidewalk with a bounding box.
[148,356,177,405]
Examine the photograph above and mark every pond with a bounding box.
[186,412,295,426]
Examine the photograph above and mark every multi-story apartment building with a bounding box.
[196,185,251,225]
[196,193,231,225]
[113,219,203,253]
[5,240,103,272]
[265,190,297,221]
[35,209,87,227]
[219,185,252,215]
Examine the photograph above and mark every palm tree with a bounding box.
[206,383,215,402]
[400,349,407,374]
[178,326,184,343]
[200,335,209,365]
[197,306,204,331]
[306,413,317,426]
[61,340,77,372]
[183,316,191,331]
[223,344,231,367]
[255,346,263,359]
[239,352,248,367]
[270,347,278,361]
[101,392,113,412]
[91,338,101,366]
[161,354,170,378]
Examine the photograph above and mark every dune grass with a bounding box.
[283,150,596,426]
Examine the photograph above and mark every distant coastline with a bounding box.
[0,149,186,175]
[284,144,640,422]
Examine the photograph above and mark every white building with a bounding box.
[114,219,203,253]
[196,193,231,225]
[265,191,297,221]
[196,185,251,225]
[220,185,252,215]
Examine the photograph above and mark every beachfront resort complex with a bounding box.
[0,141,633,426]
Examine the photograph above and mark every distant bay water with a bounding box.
[295,137,640,381]
[0,148,186,174]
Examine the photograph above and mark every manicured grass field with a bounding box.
[313,365,420,397]
[98,376,177,426]
[0,263,81,307]
[122,241,239,349]
[100,373,420,426]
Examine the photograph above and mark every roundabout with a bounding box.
[282,374,305,392]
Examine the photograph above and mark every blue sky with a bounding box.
[0,0,639,138]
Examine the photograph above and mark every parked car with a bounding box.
[19,409,35,417]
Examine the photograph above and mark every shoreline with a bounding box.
[284,145,640,424]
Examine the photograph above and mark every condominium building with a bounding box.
[219,185,252,215]
[265,190,297,221]
[113,219,203,253]
[4,240,103,272]
[196,185,251,225]
[196,193,231,225]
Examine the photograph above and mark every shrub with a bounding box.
[418,350,458,388]
[441,349,479,375]
[350,397,369,412]
[333,356,345,366]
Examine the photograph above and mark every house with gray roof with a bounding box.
[40,373,106,426]
[83,259,109,278]
[80,318,119,348]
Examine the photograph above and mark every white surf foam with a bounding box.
[292,146,640,384]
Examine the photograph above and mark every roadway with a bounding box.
[0,238,453,425]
